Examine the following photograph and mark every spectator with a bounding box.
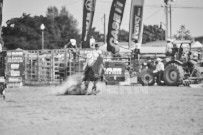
[90,36,96,48]
[165,38,173,56]
[64,39,77,59]
[172,43,179,58]
[64,39,77,49]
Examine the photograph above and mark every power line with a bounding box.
[172,6,203,9]
[3,4,203,15]
[144,8,163,21]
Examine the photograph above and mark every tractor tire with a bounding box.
[138,69,155,86]
[163,63,184,86]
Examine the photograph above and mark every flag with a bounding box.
[106,0,126,53]
[81,0,96,48]
[0,0,3,42]
[129,0,145,49]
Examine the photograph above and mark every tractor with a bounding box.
[138,40,203,86]
[163,40,203,86]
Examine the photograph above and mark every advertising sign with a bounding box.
[104,61,125,82]
[106,0,126,53]
[81,0,96,48]
[129,0,145,49]
[6,50,24,84]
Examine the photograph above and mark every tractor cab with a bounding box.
[171,40,193,61]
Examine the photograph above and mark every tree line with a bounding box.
[2,6,192,50]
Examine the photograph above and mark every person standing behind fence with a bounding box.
[64,39,77,49]
[165,38,173,56]
[64,39,77,59]
[90,36,96,49]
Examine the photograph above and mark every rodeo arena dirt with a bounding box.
[0,42,203,135]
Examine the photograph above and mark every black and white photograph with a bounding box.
[0,0,203,134]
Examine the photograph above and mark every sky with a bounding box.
[3,0,203,37]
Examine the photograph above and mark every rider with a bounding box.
[82,47,104,93]
[93,44,102,57]
[83,45,103,79]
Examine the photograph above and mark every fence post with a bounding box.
[51,51,54,84]
[69,50,72,76]
[64,49,67,79]
[37,51,40,82]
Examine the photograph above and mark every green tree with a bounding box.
[3,13,44,50]
[2,6,80,50]
[142,25,165,43]
[45,6,80,49]
[112,25,165,43]
[0,0,4,46]
[174,25,192,40]
[118,29,129,42]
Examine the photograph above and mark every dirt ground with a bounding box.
[0,83,203,135]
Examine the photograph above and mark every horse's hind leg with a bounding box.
[92,81,97,94]
[84,81,89,93]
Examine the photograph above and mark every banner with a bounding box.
[129,0,145,49]
[0,0,3,39]
[81,0,96,48]
[104,61,125,82]
[0,0,3,27]
[6,50,24,85]
[106,0,126,53]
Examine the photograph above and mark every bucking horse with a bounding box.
[62,51,104,95]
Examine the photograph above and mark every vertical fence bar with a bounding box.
[64,49,67,80]
[37,51,40,82]
[69,50,72,76]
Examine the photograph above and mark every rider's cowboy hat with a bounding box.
[156,58,162,62]
[70,39,76,46]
